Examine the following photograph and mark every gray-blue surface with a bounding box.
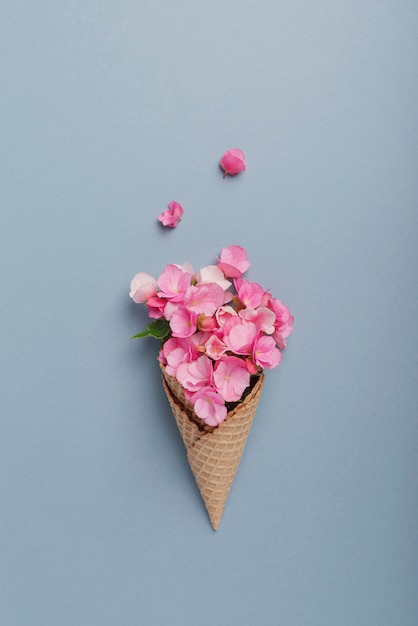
[1,2,417,625]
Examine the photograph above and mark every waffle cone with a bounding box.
[160,362,264,530]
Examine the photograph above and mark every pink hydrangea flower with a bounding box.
[239,306,276,335]
[253,335,282,369]
[268,298,294,350]
[130,272,158,303]
[175,355,213,392]
[219,149,246,178]
[158,337,194,377]
[235,278,265,309]
[183,283,225,316]
[205,334,228,361]
[157,264,192,302]
[169,307,197,338]
[145,295,167,319]
[217,245,250,278]
[191,387,227,426]
[215,305,238,327]
[273,323,294,351]
[269,298,292,325]
[158,201,184,228]
[189,331,212,349]
[213,356,250,402]
[222,317,258,355]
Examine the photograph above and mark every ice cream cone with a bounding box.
[160,362,264,530]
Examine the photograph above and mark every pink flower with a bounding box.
[213,356,250,402]
[146,295,167,319]
[169,307,197,338]
[191,387,227,426]
[129,272,158,303]
[175,355,213,392]
[215,305,238,329]
[183,283,225,316]
[239,306,276,335]
[161,300,180,321]
[223,317,258,355]
[217,245,250,278]
[158,201,184,228]
[205,334,228,360]
[273,323,294,350]
[269,298,292,326]
[253,335,282,369]
[189,331,211,348]
[235,278,265,309]
[157,264,192,302]
[219,148,246,178]
[159,337,194,377]
[269,298,294,350]
[255,307,276,335]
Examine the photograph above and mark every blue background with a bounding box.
[1,2,417,625]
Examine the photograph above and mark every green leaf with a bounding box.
[131,319,170,340]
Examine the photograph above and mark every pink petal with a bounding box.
[158,201,184,228]
[129,272,158,303]
[175,355,213,392]
[196,265,232,291]
[205,335,228,360]
[157,264,192,302]
[159,337,194,376]
[192,387,227,426]
[253,335,282,369]
[213,356,250,402]
[235,278,264,309]
[183,283,225,316]
[169,307,197,338]
[217,245,250,278]
[219,149,246,177]
[223,318,258,355]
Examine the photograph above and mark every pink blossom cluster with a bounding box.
[130,245,293,427]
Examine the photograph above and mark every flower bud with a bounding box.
[197,315,217,332]
[219,149,246,178]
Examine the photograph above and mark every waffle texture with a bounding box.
[160,362,264,530]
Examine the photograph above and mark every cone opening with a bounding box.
[160,361,264,434]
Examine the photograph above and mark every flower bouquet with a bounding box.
[130,245,293,529]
